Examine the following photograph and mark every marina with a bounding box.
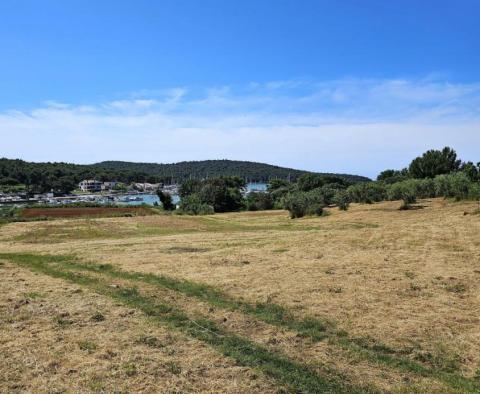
[0,182,267,207]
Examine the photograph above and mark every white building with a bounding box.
[78,180,102,192]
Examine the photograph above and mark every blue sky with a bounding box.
[1,0,479,177]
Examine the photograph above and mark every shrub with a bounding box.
[0,207,21,220]
[157,190,175,211]
[282,192,309,219]
[270,186,293,207]
[387,180,415,199]
[180,176,244,213]
[198,181,243,212]
[245,192,274,211]
[385,174,479,207]
[434,174,453,198]
[316,185,338,205]
[282,191,326,218]
[400,192,416,210]
[386,180,417,209]
[448,173,472,201]
[415,178,436,198]
[470,183,480,209]
[178,179,202,198]
[298,174,350,192]
[306,203,324,216]
[386,182,404,201]
[178,194,214,215]
[434,173,473,200]
[305,189,330,214]
[333,190,350,210]
[347,182,386,204]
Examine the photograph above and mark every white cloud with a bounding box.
[1,77,479,178]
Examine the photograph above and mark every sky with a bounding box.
[0,0,479,178]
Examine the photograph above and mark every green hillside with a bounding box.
[0,158,370,194]
[93,159,370,184]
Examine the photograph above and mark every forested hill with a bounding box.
[0,158,370,194]
[92,160,370,183]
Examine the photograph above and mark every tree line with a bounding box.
[93,159,370,184]
[277,147,479,217]
[171,147,479,218]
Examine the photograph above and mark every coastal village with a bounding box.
[0,178,265,206]
[0,179,179,206]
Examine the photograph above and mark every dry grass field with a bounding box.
[1,198,479,393]
[20,206,156,219]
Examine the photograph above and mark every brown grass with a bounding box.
[0,262,276,393]
[1,198,479,392]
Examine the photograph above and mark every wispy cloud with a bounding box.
[1,77,479,177]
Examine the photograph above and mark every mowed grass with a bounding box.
[7,209,380,244]
[0,258,282,393]
[1,251,479,393]
[0,253,365,394]
[1,198,480,392]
